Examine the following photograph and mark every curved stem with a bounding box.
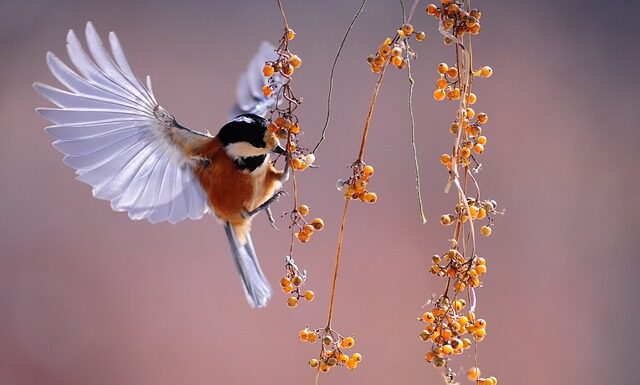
[326,199,350,328]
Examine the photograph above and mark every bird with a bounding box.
[33,22,289,308]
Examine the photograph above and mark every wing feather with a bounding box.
[35,22,210,223]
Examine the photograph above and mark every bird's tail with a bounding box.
[224,222,272,308]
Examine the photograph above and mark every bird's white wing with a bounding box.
[35,22,210,224]
[230,41,281,118]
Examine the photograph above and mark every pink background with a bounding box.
[1,1,638,385]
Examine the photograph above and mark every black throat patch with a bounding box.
[234,154,266,172]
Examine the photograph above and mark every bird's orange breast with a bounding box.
[192,139,283,229]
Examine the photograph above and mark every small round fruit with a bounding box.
[298,205,310,216]
[262,65,274,77]
[287,28,296,40]
[303,290,315,302]
[481,66,493,78]
[262,85,272,97]
[363,165,375,176]
[341,336,355,348]
[480,225,492,236]
[287,297,298,308]
[434,88,446,101]
[437,62,449,74]
[290,55,302,68]
[311,218,324,231]
[468,367,481,381]
[309,358,319,368]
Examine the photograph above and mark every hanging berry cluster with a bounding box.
[419,1,500,384]
[367,24,425,73]
[302,328,362,372]
[265,0,324,309]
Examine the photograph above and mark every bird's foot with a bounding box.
[242,190,288,220]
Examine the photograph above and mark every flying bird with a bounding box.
[34,22,288,308]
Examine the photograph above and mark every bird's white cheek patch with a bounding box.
[226,142,266,158]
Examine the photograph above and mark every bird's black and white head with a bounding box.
[217,114,285,172]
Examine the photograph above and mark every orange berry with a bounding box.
[448,87,461,100]
[378,44,391,56]
[341,336,355,348]
[289,123,300,134]
[262,64,274,77]
[364,192,378,204]
[287,28,296,40]
[473,143,484,154]
[302,224,315,235]
[434,88,446,101]
[440,214,453,226]
[287,297,298,308]
[281,64,294,76]
[436,77,448,89]
[422,311,435,323]
[346,359,357,370]
[460,147,471,159]
[440,153,452,165]
[467,92,477,104]
[466,107,476,119]
[426,4,438,15]
[298,205,310,216]
[262,85,272,97]
[477,112,488,124]
[475,264,487,274]
[447,67,458,78]
[307,332,318,343]
[282,284,294,293]
[442,344,454,355]
[296,231,310,243]
[352,352,362,362]
[416,31,426,41]
[307,219,323,232]
[481,65,493,78]
[391,46,403,57]
[437,62,449,74]
[480,225,492,236]
[489,376,498,385]
[402,24,414,35]
[477,135,487,145]
[308,358,319,367]
[468,367,481,381]
[468,205,479,218]
[303,290,315,302]
[363,165,375,176]
[280,277,291,287]
[290,54,302,68]
[477,207,487,219]
[299,329,309,341]
[391,55,404,67]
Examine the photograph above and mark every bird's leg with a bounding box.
[265,206,278,230]
[241,190,288,220]
[279,153,290,182]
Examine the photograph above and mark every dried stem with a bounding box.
[313,0,368,154]
[325,199,350,328]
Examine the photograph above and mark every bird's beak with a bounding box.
[272,143,286,155]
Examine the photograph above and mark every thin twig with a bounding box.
[406,47,427,224]
[313,0,368,154]
[326,199,350,328]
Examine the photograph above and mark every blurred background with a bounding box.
[2,1,639,384]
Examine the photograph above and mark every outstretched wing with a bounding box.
[230,41,280,118]
[34,22,210,224]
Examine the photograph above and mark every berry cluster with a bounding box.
[281,204,325,244]
[426,1,482,40]
[422,1,500,384]
[280,256,315,308]
[438,198,498,238]
[367,24,425,73]
[339,164,377,204]
[300,328,362,372]
[262,13,323,310]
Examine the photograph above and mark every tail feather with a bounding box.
[224,222,272,308]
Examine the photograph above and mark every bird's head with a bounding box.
[217,114,285,162]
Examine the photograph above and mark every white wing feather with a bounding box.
[35,22,209,224]
[230,41,280,118]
